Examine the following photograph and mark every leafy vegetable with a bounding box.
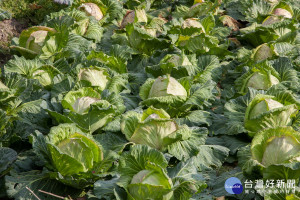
[48,87,125,133]
[239,127,300,180]
[10,26,56,59]
[30,123,116,188]
[1,0,300,199]
[244,94,298,134]
[121,107,190,151]
[118,145,206,200]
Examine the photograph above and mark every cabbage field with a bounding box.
[0,0,300,199]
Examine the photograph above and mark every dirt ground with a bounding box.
[0,18,28,67]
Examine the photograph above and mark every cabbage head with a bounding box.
[161,54,192,68]
[273,8,292,18]
[33,123,105,188]
[10,26,56,59]
[262,2,293,26]
[128,169,173,200]
[121,107,191,151]
[239,127,300,180]
[118,145,205,200]
[148,75,187,98]
[120,9,147,29]
[247,72,279,90]
[47,87,125,133]
[244,94,298,135]
[252,43,274,61]
[78,67,110,90]
[46,124,103,175]
[140,74,216,117]
[78,3,104,20]
[139,75,189,115]
[62,87,102,115]
[119,145,174,200]
[182,18,204,29]
[235,61,280,94]
[32,65,61,88]
[73,0,122,24]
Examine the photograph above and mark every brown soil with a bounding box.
[0,18,28,67]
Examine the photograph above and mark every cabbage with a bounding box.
[78,3,104,20]
[120,9,147,29]
[131,169,171,186]
[55,87,125,133]
[249,98,283,118]
[148,75,187,98]
[118,145,204,200]
[262,7,293,26]
[78,67,109,90]
[265,0,278,3]
[235,60,284,94]
[273,8,292,18]
[247,127,300,180]
[121,107,191,151]
[72,96,101,114]
[247,72,279,90]
[262,16,281,26]
[161,54,192,67]
[120,11,135,28]
[145,54,194,78]
[32,70,52,87]
[10,26,56,58]
[43,124,104,188]
[63,88,101,114]
[26,30,49,54]
[182,18,203,29]
[245,94,298,134]
[252,44,273,61]
[128,169,173,200]
[140,74,216,117]
[261,135,300,166]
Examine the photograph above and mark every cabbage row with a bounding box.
[0,0,300,199]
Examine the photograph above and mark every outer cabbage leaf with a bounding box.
[251,43,274,61]
[167,159,207,200]
[0,8,11,21]
[0,147,17,174]
[172,1,216,19]
[5,170,80,200]
[145,53,198,79]
[125,24,170,55]
[87,45,135,74]
[238,20,297,47]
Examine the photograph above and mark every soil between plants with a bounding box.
[0,18,28,67]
